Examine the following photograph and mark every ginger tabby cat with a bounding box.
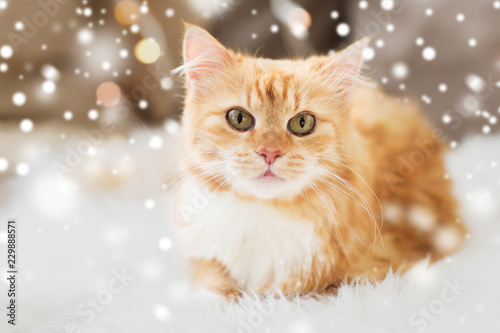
[173,25,467,299]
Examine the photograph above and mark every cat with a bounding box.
[172,24,467,299]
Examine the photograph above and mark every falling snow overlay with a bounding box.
[0,0,499,332]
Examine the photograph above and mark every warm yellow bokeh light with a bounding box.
[134,38,161,64]
[96,81,121,107]
[114,0,140,25]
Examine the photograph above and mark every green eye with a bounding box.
[226,108,254,131]
[288,112,316,136]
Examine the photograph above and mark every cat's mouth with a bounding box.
[257,168,284,181]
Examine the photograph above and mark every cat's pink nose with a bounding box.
[257,148,283,165]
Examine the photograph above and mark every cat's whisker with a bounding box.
[189,144,219,153]
[161,166,227,205]
[316,158,384,248]
[313,177,368,249]
[310,171,378,251]
[312,165,377,225]
[151,161,227,203]
[169,162,226,192]
[150,159,226,195]
[306,181,352,267]
[311,169,374,220]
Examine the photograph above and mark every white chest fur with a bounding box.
[177,180,318,290]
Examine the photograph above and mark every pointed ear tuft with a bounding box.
[335,37,370,80]
[316,37,372,105]
[176,24,231,92]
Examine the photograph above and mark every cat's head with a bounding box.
[179,25,368,200]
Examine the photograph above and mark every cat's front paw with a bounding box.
[191,288,237,308]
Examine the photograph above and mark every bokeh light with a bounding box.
[41,64,60,81]
[145,199,155,209]
[0,44,13,59]
[153,304,171,321]
[0,157,8,172]
[158,237,172,251]
[12,92,26,106]
[16,162,29,176]
[42,80,56,94]
[138,99,148,109]
[286,7,311,39]
[148,136,163,149]
[336,22,350,37]
[88,109,99,120]
[134,38,161,64]
[63,110,73,120]
[96,81,122,107]
[114,0,140,25]
[20,119,34,132]
[77,28,93,44]
[422,46,436,61]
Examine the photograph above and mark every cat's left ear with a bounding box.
[318,38,370,101]
[178,24,232,93]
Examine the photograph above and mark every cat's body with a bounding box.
[174,25,467,298]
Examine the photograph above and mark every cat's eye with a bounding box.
[288,112,316,136]
[226,108,255,131]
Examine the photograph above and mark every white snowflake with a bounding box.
[64,111,73,121]
[119,49,129,58]
[14,21,24,30]
[20,119,34,132]
[152,304,171,321]
[138,100,148,109]
[0,45,13,59]
[380,0,394,11]
[145,199,155,209]
[12,92,26,106]
[362,47,375,61]
[88,109,99,120]
[158,238,172,251]
[149,136,163,149]
[391,62,408,80]
[336,23,350,37]
[101,61,111,71]
[42,80,56,94]
[77,29,93,44]
[16,163,30,176]
[0,158,8,172]
[165,8,175,17]
[422,47,436,61]
[83,7,92,17]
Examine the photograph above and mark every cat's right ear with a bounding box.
[178,24,231,92]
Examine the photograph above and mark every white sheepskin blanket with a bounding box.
[1,121,499,333]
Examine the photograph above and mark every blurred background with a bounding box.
[1,1,500,332]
